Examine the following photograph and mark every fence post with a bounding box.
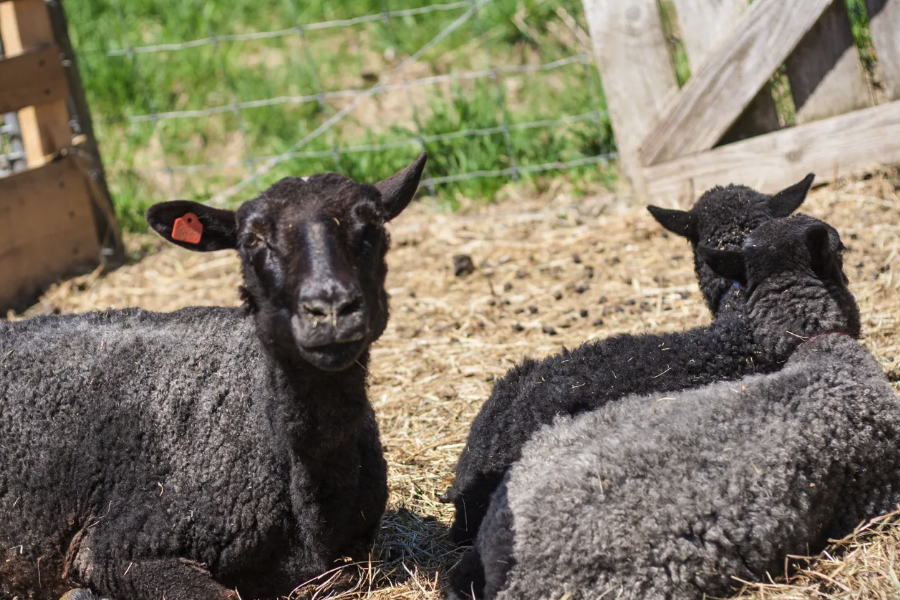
[0,0,71,167]
[867,0,900,101]
[672,0,780,144]
[581,0,678,199]
[46,0,124,263]
[785,0,872,123]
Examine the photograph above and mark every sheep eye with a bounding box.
[357,224,382,255]
[244,233,265,248]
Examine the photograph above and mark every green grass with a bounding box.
[65,0,615,231]
[65,0,877,231]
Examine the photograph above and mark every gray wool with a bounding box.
[473,334,900,600]
[0,307,386,600]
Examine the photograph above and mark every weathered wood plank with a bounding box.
[785,0,871,124]
[644,99,900,202]
[867,0,900,101]
[640,0,832,166]
[45,0,125,263]
[0,44,69,114]
[582,0,678,196]
[672,0,780,142]
[0,157,100,312]
[0,0,71,167]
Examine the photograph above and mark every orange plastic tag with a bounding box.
[172,213,203,245]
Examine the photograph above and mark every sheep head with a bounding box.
[146,152,427,371]
[698,214,861,359]
[647,173,815,314]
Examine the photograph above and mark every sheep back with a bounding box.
[478,335,900,600]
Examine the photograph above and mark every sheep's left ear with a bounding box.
[698,246,747,286]
[375,151,427,221]
[146,200,238,252]
[768,173,814,217]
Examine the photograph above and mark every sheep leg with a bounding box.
[73,553,236,600]
[59,590,106,600]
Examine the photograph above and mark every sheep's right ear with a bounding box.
[805,224,833,277]
[768,173,814,217]
[146,201,238,252]
[647,206,698,241]
[698,246,747,286]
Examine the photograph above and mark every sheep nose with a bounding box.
[298,286,366,334]
[301,294,363,322]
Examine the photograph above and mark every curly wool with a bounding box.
[472,335,900,600]
[445,293,765,545]
[0,307,386,600]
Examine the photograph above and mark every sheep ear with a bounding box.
[698,246,747,286]
[647,206,698,241]
[805,224,833,276]
[376,151,428,221]
[769,173,814,217]
[146,200,238,252]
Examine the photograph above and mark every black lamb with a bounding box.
[0,153,427,600]
[647,173,815,313]
[458,216,895,600]
[442,175,819,546]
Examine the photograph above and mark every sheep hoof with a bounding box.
[59,590,100,600]
[438,488,453,503]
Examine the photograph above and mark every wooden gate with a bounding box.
[0,0,122,313]
[583,0,900,201]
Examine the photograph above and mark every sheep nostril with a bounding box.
[339,298,363,317]
[302,303,328,319]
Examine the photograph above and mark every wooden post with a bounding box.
[0,0,71,167]
[672,0,780,144]
[785,0,872,123]
[867,0,900,101]
[46,0,124,262]
[582,0,679,198]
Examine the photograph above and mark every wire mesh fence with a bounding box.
[58,0,616,228]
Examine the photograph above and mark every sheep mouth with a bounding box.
[296,339,367,371]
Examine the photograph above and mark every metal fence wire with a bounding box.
[59,0,617,211]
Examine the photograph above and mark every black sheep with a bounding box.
[457,216,889,600]
[0,154,427,600]
[442,177,819,546]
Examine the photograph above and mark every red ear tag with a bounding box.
[172,213,203,245]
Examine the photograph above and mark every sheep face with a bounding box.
[146,152,427,371]
[647,174,815,313]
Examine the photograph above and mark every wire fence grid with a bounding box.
[3,0,618,222]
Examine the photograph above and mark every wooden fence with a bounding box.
[0,0,121,313]
[583,0,900,201]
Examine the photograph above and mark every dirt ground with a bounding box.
[18,171,900,599]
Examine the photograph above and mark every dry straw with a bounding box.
[17,170,900,599]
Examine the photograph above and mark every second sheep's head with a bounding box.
[648,174,816,314]
[146,152,427,372]
[698,214,861,359]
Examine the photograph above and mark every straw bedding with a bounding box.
[13,171,900,599]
